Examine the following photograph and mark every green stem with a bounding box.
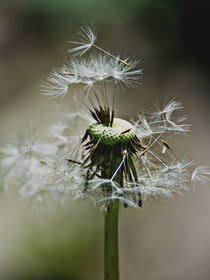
[103,151,123,280]
[104,199,119,280]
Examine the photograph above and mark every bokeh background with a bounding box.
[1,0,210,279]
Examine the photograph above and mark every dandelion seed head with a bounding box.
[1,27,210,210]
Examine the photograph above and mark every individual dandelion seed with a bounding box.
[1,26,210,280]
[69,25,130,66]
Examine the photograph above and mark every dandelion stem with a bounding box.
[104,199,119,280]
[104,153,123,280]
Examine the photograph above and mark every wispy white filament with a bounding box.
[41,54,143,98]
[69,25,96,56]
[111,154,127,181]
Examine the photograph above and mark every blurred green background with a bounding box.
[1,0,210,279]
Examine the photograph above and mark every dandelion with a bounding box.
[1,26,209,280]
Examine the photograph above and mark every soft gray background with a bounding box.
[1,1,210,279]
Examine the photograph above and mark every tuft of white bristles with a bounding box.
[68,26,96,56]
[41,54,142,98]
[191,165,210,185]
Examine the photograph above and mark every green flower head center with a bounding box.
[88,118,136,145]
